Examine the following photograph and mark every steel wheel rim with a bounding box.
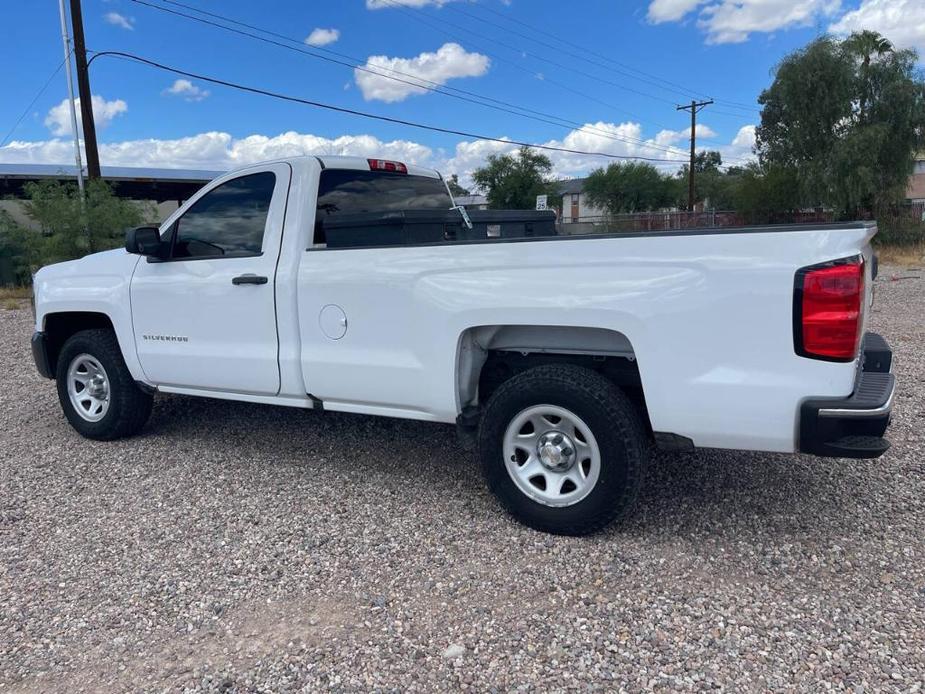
[503,404,601,508]
[66,353,110,422]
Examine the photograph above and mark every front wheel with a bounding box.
[478,365,646,535]
[56,329,153,440]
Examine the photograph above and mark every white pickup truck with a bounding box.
[31,155,895,535]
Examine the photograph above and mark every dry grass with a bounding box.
[876,243,924,267]
[0,286,30,301]
[0,287,30,311]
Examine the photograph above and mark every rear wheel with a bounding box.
[56,329,153,440]
[478,364,646,535]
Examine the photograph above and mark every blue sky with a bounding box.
[1,0,922,184]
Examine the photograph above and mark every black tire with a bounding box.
[55,329,153,440]
[478,364,646,535]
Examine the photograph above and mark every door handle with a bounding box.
[232,274,268,285]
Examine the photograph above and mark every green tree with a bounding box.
[0,210,42,286]
[472,147,555,209]
[756,32,925,218]
[674,151,741,209]
[732,163,803,224]
[1,180,154,286]
[582,161,674,214]
[446,174,470,198]
[23,178,152,263]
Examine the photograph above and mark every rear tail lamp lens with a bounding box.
[794,257,865,361]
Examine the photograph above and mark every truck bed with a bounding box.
[292,220,877,452]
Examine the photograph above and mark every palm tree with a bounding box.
[844,31,893,121]
[845,30,893,69]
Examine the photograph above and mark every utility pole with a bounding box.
[57,0,84,195]
[69,0,101,179]
[676,99,713,212]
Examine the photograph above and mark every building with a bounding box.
[0,163,222,231]
[907,154,925,203]
[452,193,488,210]
[556,178,605,224]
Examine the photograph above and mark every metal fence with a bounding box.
[558,203,925,236]
[558,209,839,235]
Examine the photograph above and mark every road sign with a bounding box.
[535,194,547,211]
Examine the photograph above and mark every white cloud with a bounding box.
[0,123,756,189]
[103,11,134,30]
[703,0,841,43]
[653,124,718,147]
[355,43,490,102]
[44,95,127,137]
[305,27,340,47]
[442,138,519,185]
[163,79,210,102]
[0,131,433,172]
[534,122,689,181]
[830,0,925,54]
[366,0,460,8]
[647,0,841,44]
[229,132,434,167]
[731,124,756,150]
[647,0,705,22]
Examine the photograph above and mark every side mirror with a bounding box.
[125,226,166,258]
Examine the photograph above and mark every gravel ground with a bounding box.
[1,265,923,693]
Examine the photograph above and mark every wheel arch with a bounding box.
[42,311,117,377]
[455,324,650,430]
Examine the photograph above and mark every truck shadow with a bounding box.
[147,394,885,542]
[626,447,881,539]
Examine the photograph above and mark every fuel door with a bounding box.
[319,304,348,340]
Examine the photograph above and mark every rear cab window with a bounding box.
[313,169,452,245]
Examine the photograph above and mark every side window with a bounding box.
[171,172,276,259]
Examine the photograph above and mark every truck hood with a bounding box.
[35,248,139,283]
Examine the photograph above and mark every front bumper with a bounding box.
[31,331,54,379]
[799,332,895,459]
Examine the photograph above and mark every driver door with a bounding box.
[130,163,291,395]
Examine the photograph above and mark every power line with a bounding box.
[112,3,752,168]
[141,0,712,159]
[372,0,677,127]
[0,56,68,148]
[144,0,689,157]
[372,0,749,152]
[87,51,692,163]
[717,101,761,112]
[377,0,677,106]
[128,0,696,160]
[444,1,704,102]
[382,0,758,119]
[474,3,712,100]
[376,0,717,135]
[458,2,760,114]
[710,107,761,118]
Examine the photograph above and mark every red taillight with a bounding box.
[367,158,407,174]
[795,257,865,361]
